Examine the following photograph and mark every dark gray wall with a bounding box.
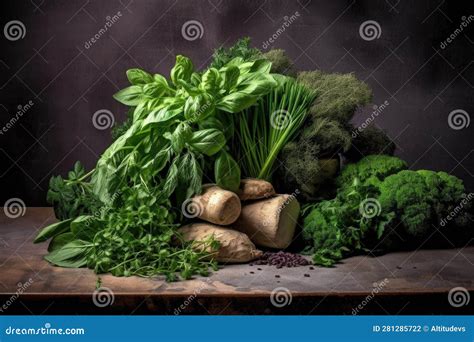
[0,0,473,205]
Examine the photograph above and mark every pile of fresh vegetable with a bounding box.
[35,38,473,280]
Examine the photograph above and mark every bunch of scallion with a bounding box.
[233,76,316,181]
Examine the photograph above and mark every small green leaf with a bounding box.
[170,55,194,85]
[126,68,153,85]
[161,159,179,199]
[34,219,72,243]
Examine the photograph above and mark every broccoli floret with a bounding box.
[337,155,407,189]
[378,169,469,237]
[378,170,433,236]
[262,49,295,76]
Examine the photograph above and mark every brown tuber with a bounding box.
[238,178,275,201]
[178,223,262,263]
[234,194,300,249]
[189,184,241,225]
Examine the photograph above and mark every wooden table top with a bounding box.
[1,207,473,314]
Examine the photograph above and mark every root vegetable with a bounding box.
[178,223,262,263]
[238,178,275,201]
[189,185,241,225]
[234,194,300,249]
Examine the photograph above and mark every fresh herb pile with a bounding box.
[302,155,473,266]
[35,37,473,278]
[36,49,279,280]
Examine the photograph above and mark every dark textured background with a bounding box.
[0,0,472,205]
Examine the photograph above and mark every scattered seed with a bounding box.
[253,251,311,268]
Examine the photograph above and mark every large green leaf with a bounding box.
[34,219,72,243]
[113,85,144,106]
[44,240,90,268]
[215,150,240,192]
[188,129,226,156]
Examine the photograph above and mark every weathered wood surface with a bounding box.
[0,208,472,314]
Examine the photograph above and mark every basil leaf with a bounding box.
[113,85,144,106]
[188,128,225,156]
[221,65,240,91]
[170,55,194,85]
[161,159,179,199]
[200,68,221,94]
[45,240,90,268]
[217,92,258,113]
[71,215,103,241]
[34,219,72,243]
[126,68,153,85]
[215,150,240,192]
[48,232,75,252]
[184,94,215,122]
[143,83,166,98]
[166,122,192,153]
